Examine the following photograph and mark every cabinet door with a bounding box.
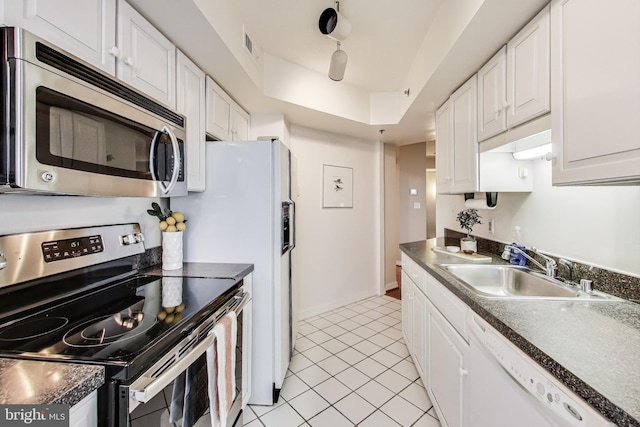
[69,390,98,427]
[551,0,640,184]
[401,271,413,344]
[506,5,550,128]
[3,0,117,74]
[428,304,468,427]
[176,51,206,192]
[117,0,176,108]
[205,77,233,140]
[412,288,427,379]
[233,107,250,141]
[450,75,478,194]
[477,46,507,141]
[435,99,453,194]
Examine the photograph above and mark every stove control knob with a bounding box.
[134,233,145,243]
[0,253,7,270]
[122,234,135,245]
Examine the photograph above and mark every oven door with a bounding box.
[115,291,247,427]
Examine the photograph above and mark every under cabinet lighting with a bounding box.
[512,143,552,160]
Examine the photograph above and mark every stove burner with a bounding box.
[0,317,69,341]
[63,309,156,348]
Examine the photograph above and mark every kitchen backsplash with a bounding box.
[444,229,640,303]
[134,246,162,270]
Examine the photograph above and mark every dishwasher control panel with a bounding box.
[468,314,616,427]
[481,327,587,426]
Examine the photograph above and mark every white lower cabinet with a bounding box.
[411,286,427,378]
[401,269,427,380]
[69,390,98,427]
[427,302,468,427]
[402,254,469,427]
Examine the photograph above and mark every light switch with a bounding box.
[414,202,421,209]
[410,188,418,196]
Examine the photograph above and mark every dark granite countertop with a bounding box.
[141,262,253,280]
[0,359,104,406]
[400,239,640,427]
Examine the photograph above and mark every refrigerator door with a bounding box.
[173,140,290,405]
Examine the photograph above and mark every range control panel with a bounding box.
[0,223,145,289]
[41,235,104,263]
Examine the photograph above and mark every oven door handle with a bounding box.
[129,290,249,405]
[131,333,214,404]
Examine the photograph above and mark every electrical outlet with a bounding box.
[488,219,495,234]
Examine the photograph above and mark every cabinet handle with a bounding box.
[459,368,469,376]
[123,56,135,67]
[108,46,120,58]
[503,101,511,110]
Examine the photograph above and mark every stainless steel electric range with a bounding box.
[0,223,248,427]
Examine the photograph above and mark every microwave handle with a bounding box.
[148,126,181,195]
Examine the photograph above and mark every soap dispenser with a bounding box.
[506,226,527,266]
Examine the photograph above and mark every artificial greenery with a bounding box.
[456,208,482,237]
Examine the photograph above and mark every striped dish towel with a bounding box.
[206,311,237,427]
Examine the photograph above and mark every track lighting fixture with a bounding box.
[319,1,350,81]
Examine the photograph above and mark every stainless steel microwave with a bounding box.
[0,27,187,197]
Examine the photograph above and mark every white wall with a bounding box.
[0,195,163,247]
[398,142,427,244]
[290,125,382,319]
[384,143,399,288]
[436,160,640,276]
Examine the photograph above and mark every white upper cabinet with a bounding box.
[436,75,479,194]
[450,75,478,194]
[206,76,250,141]
[3,0,117,74]
[206,76,232,141]
[233,108,250,141]
[436,99,453,193]
[506,5,550,128]
[477,6,550,142]
[477,46,507,141]
[117,0,176,108]
[550,0,640,185]
[176,50,206,192]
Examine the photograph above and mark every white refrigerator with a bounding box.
[172,139,295,405]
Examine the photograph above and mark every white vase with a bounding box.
[460,237,477,254]
[162,277,183,307]
[162,231,183,270]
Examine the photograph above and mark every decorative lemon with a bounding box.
[172,212,185,223]
[158,221,168,231]
[166,225,177,232]
[176,222,186,231]
[166,216,176,226]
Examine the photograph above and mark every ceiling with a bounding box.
[234,0,444,93]
[130,0,550,145]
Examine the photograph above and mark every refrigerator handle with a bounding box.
[288,199,296,251]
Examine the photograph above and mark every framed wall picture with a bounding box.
[322,164,353,208]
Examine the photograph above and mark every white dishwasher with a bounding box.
[467,313,615,427]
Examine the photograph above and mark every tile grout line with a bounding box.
[247,295,437,427]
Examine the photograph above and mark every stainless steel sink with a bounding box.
[439,264,619,300]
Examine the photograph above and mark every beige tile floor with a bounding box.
[244,295,441,427]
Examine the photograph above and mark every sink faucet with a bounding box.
[559,258,574,281]
[507,245,557,278]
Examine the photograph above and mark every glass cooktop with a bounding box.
[0,275,239,377]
